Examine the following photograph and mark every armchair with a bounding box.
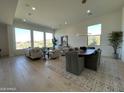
[25,47,43,59]
[49,49,60,59]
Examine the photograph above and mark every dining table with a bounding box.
[78,49,96,56]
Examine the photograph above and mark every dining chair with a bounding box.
[84,49,101,71]
[65,51,84,75]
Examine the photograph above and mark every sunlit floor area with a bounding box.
[0,56,124,92]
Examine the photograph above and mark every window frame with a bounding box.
[33,30,44,48]
[45,32,54,48]
[14,27,54,50]
[87,24,102,46]
[15,28,31,50]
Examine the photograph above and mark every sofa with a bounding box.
[49,49,60,59]
[25,47,43,59]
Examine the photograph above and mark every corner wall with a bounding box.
[55,10,122,57]
[0,23,9,56]
[122,7,124,62]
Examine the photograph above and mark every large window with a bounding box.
[15,28,31,50]
[88,24,102,46]
[15,27,54,49]
[33,31,44,48]
[46,32,53,47]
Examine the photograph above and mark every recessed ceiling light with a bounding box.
[32,7,36,11]
[65,21,67,24]
[23,19,26,22]
[87,10,91,13]
[87,10,92,15]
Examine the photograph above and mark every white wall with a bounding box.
[7,25,16,56]
[8,20,55,56]
[14,20,54,33]
[0,23,9,56]
[122,7,124,62]
[55,10,122,57]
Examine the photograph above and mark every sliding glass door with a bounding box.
[33,31,44,48]
[15,28,31,50]
[45,32,53,47]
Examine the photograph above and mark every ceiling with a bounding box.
[0,0,18,24]
[15,0,124,29]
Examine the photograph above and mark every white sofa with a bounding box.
[49,49,60,59]
[60,47,70,56]
[25,47,43,59]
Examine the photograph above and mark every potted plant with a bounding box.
[52,36,57,49]
[108,31,123,59]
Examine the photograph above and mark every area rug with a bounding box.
[47,57,124,92]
